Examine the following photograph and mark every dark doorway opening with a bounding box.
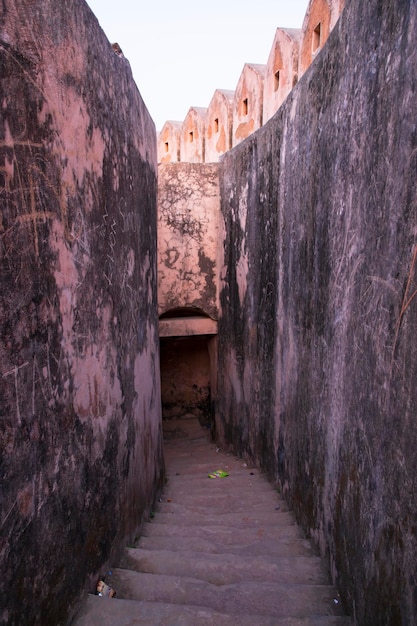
[159,308,217,437]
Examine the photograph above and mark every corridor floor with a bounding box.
[74,417,352,625]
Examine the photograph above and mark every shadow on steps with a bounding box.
[73,417,352,625]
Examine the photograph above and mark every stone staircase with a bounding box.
[74,418,352,625]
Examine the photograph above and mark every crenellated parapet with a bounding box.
[263,28,301,125]
[180,106,207,163]
[205,89,235,163]
[232,63,266,148]
[157,0,345,163]
[299,0,345,77]
[158,120,181,163]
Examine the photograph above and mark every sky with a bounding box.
[85,0,310,131]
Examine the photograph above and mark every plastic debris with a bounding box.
[96,580,116,597]
[208,469,229,479]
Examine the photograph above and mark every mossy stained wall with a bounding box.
[158,163,220,319]
[0,1,163,623]
[217,0,417,622]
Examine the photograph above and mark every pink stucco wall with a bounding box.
[157,163,220,319]
[1,1,164,623]
[263,28,301,124]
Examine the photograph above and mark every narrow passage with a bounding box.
[75,417,351,624]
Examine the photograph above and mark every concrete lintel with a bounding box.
[159,317,218,337]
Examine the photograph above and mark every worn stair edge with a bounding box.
[157,490,285,505]
[73,594,352,626]
[109,569,346,619]
[165,467,274,476]
[162,480,282,496]
[163,451,254,465]
[152,509,298,528]
[162,485,279,498]
[136,533,317,557]
[120,547,328,585]
[141,520,305,541]
[72,594,276,626]
[154,501,287,516]
[164,457,267,467]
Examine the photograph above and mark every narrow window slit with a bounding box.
[274,70,280,92]
[312,23,321,53]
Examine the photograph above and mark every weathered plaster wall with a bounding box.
[0,1,163,624]
[157,121,181,164]
[232,64,266,147]
[156,4,344,164]
[180,107,207,163]
[205,89,234,163]
[217,0,417,623]
[158,163,220,319]
[263,28,301,124]
[299,0,345,77]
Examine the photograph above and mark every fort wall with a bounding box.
[179,107,207,164]
[157,163,220,320]
[205,89,234,163]
[3,0,417,622]
[157,0,345,163]
[0,1,163,623]
[157,162,220,423]
[232,63,266,148]
[216,0,417,622]
[263,28,301,125]
[158,120,181,164]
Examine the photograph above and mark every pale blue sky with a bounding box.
[86,0,309,130]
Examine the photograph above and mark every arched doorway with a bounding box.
[159,307,217,434]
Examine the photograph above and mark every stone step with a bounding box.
[163,450,243,467]
[162,479,282,496]
[163,485,277,500]
[136,532,317,558]
[120,547,328,585]
[164,454,253,465]
[155,498,285,515]
[161,489,282,504]
[106,569,346,619]
[73,419,351,624]
[165,465,242,478]
[163,476,279,495]
[75,594,352,626]
[142,520,304,542]
[152,506,299,528]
